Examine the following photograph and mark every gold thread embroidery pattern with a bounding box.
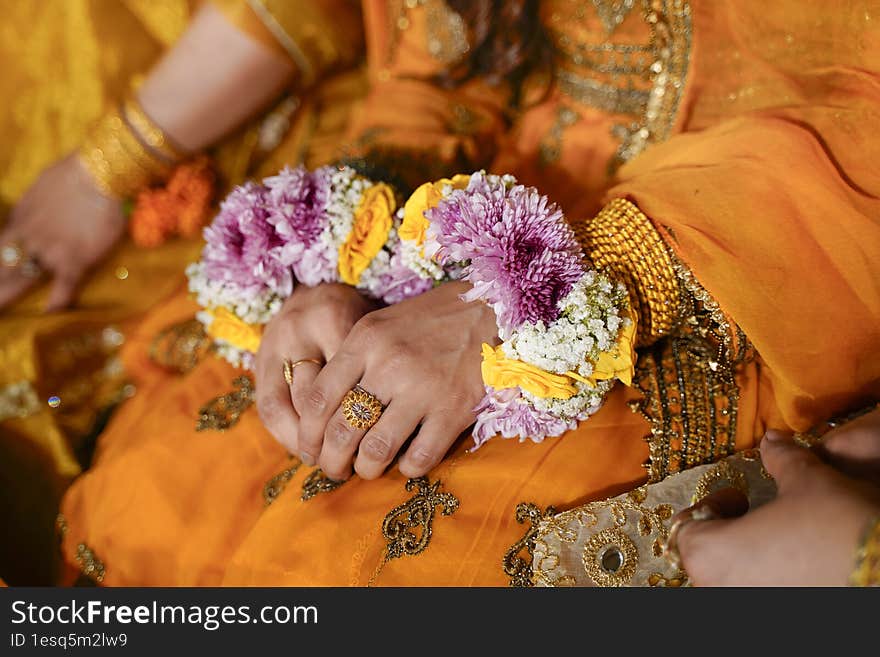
[263,459,302,506]
[533,486,675,587]
[850,517,880,587]
[692,459,748,505]
[582,527,639,586]
[368,477,459,585]
[195,376,254,432]
[301,468,345,501]
[75,543,105,584]
[149,318,212,374]
[382,477,459,560]
[502,503,558,587]
[538,106,581,167]
[55,513,69,542]
[544,0,692,168]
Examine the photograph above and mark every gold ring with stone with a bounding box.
[663,504,717,571]
[1,242,41,278]
[282,358,323,386]
[341,385,384,431]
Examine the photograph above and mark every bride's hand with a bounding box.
[0,154,127,310]
[295,281,499,481]
[254,283,376,455]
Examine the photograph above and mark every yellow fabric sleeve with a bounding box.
[210,0,364,85]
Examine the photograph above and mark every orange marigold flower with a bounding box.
[128,156,216,247]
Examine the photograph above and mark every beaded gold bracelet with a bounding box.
[573,198,680,345]
[850,516,880,587]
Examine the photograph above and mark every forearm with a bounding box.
[136,3,296,153]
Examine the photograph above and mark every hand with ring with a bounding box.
[294,280,499,481]
[1,154,127,311]
[254,283,377,455]
[670,427,880,585]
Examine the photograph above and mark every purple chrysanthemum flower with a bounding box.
[368,250,434,304]
[201,181,292,297]
[426,173,582,334]
[471,386,575,448]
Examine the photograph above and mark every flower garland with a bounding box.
[188,167,635,445]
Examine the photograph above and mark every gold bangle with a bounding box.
[850,516,880,587]
[573,198,680,346]
[78,109,171,199]
[122,97,185,164]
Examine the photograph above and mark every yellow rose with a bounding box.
[338,183,396,285]
[205,307,263,353]
[399,174,471,246]
[481,344,580,400]
[590,311,637,387]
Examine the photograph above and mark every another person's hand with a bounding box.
[254,283,376,455]
[0,154,126,311]
[817,408,880,480]
[676,430,880,586]
[295,281,499,481]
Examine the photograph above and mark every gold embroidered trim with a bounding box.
[534,486,675,587]
[633,335,739,482]
[850,516,880,587]
[75,543,106,584]
[546,1,692,168]
[300,468,345,501]
[503,502,557,587]
[538,106,581,167]
[195,376,254,432]
[149,318,212,374]
[575,198,680,345]
[692,459,748,505]
[263,459,302,506]
[369,477,459,585]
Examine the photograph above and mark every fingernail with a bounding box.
[300,452,315,466]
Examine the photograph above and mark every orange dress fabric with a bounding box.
[59,1,880,586]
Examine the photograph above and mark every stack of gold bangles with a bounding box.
[79,92,186,200]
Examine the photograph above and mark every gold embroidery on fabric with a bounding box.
[381,477,459,560]
[503,503,558,587]
[632,256,747,482]
[149,318,212,374]
[544,0,692,168]
[0,381,40,422]
[385,0,469,67]
[300,468,345,501]
[368,477,459,585]
[55,513,69,539]
[538,106,580,167]
[692,459,748,505]
[582,527,638,586]
[534,487,674,587]
[75,543,106,584]
[195,376,254,432]
[647,571,687,587]
[263,459,302,506]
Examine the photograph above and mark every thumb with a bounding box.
[45,267,81,312]
[760,429,826,493]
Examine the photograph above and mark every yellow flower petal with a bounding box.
[481,343,580,400]
[399,175,471,246]
[205,307,263,353]
[338,183,396,285]
[590,311,637,387]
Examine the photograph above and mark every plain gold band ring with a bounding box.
[663,504,717,572]
[282,358,323,386]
